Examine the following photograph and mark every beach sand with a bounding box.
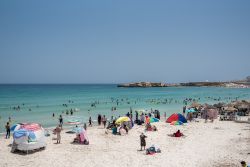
[0,120,249,167]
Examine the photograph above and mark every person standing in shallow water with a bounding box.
[59,115,63,127]
[140,133,147,151]
[5,122,10,139]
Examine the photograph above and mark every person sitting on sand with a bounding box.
[73,134,81,143]
[140,133,147,150]
[145,123,152,131]
[112,125,118,135]
[152,125,157,131]
[173,130,183,137]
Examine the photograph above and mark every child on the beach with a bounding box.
[140,133,147,151]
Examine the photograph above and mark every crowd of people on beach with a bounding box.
[2,95,249,165]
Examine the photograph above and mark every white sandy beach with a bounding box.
[0,119,249,167]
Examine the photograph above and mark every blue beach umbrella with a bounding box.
[72,127,84,134]
[186,108,196,113]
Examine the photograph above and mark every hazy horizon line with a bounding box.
[0,79,245,85]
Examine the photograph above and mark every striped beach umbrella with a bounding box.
[170,121,183,125]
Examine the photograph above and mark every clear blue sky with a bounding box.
[0,0,249,83]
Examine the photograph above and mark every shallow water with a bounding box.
[0,84,249,133]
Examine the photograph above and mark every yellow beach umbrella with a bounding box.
[115,116,130,124]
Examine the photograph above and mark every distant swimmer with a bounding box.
[52,113,55,117]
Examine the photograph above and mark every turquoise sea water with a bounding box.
[0,84,250,133]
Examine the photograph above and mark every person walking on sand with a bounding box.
[5,122,10,139]
[183,106,186,116]
[102,115,107,128]
[140,133,147,151]
[54,125,62,144]
[98,114,101,126]
[89,116,92,126]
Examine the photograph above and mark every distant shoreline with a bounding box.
[117,81,250,88]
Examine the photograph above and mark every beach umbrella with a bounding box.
[207,109,218,119]
[224,107,237,112]
[72,127,85,134]
[191,102,200,108]
[151,117,159,123]
[186,108,196,113]
[115,116,130,124]
[166,113,187,123]
[213,102,226,108]
[146,117,159,123]
[205,105,217,110]
[170,121,183,125]
[237,104,249,110]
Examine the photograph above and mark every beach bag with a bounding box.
[146,146,161,155]
[146,147,156,155]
